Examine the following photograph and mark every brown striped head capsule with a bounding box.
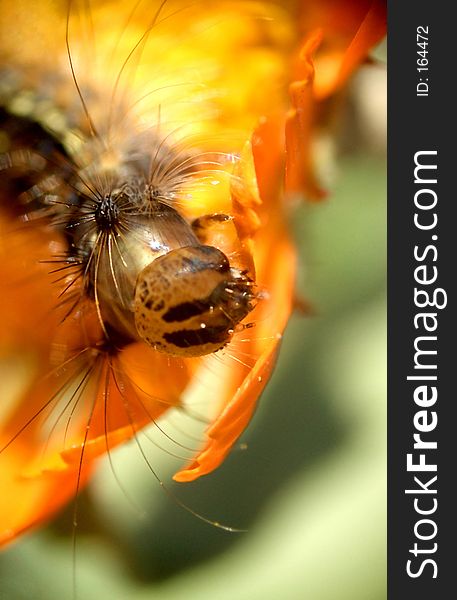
[134,245,257,357]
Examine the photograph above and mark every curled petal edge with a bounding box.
[173,233,296,482]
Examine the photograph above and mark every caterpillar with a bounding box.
[0,0,300,551]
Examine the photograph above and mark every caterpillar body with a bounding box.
[0,0,297,551]
[0,26,259,359]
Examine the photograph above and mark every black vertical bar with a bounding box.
[389,2,456,598]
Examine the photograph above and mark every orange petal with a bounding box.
[58,343,194,467]
[173,227,296,482]
[173,338,279,482]
[0,213,67,353]
[231,140,263,240]
[0,431,92,547]
[302,0,387,99]
[285,30,326,199]
[0,339,194,543]
[251,115,285,207]
[334,0,386,92]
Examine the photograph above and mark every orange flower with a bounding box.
[0,0,385,545]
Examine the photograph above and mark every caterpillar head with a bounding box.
[134,245,257,357]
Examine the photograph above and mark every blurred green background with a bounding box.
[0,68,386,599]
